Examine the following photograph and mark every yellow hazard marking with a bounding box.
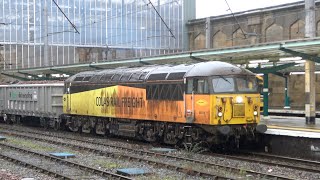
[268,125,320,133]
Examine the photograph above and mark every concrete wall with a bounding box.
[187,2,320,109]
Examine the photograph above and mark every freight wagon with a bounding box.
[0,82,64,128]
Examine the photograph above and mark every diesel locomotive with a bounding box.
[0,61,266,147]
[61,61,267,146]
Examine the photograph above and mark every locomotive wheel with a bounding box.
[95,121,106,135]
[163,130,178,145]
[142,128,157,142]
[68,120,80,132]
[81,121,92,134]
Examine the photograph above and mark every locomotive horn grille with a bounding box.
[233,104,245,117]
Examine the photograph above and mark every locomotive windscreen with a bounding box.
[212,75,258,93]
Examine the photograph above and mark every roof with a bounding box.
[2,37,320,80]
[67,61,255,83]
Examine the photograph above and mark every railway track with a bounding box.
[0,142,131,180]
[0,125,296,180]
[205,151,320,174]
[238,151,320,173]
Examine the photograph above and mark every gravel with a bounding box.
[1,124,320,180]
[0,158,55,180]
[1,134,201,179]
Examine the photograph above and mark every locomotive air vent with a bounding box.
[120,73,131,81]
[147,73,168,81]
[129,73,140,81]
[83,76,92,81]
[139,72,148,80]
[167,72,186,80]
[111,74,121,81]
[74,76,84,81]
[99,74,113,82]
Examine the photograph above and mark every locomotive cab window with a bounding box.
[235,76,258,93]
[212,76,235,93]
[186,78,208,94]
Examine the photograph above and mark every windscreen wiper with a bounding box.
[219,75,231,84]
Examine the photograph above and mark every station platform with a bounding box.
[261,115,320,138]
[268,108,320,116]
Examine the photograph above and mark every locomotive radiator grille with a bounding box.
[233,104,245,117]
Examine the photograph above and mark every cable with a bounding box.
[224,0,247,39]
[52,0,80,34]
[147,0,175,39]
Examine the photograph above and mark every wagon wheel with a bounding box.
[54,121,60,131]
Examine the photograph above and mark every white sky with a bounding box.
[196,0,302,18]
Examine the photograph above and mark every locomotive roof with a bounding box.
[66,61,255,83]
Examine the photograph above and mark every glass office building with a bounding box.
[0,0,195,70]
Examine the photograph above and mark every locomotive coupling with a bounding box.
[256,124,267,133]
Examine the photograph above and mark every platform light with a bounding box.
[290,72,305,75]
[249,60,269,64]
[51,74,61,77]
[248,63,258,68]
[294,60,306,64]
[279,57,302,61]
[289,71,320,75]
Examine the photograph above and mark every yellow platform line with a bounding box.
[267,125,320,133]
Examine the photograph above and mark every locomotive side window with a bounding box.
[186,78,208,94]
[196,79,208,94]
[186,79,193,94]
[212,76,235,93]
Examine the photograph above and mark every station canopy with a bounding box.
[2,37,320,80]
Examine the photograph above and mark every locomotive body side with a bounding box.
[63,85,186,123]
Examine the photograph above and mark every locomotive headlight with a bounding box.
[253,111,258,116]
[218,112,223,117]
[235,96,243,103]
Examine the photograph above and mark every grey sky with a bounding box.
[196,0,302,18]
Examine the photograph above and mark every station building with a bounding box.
[0,0,195,69]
